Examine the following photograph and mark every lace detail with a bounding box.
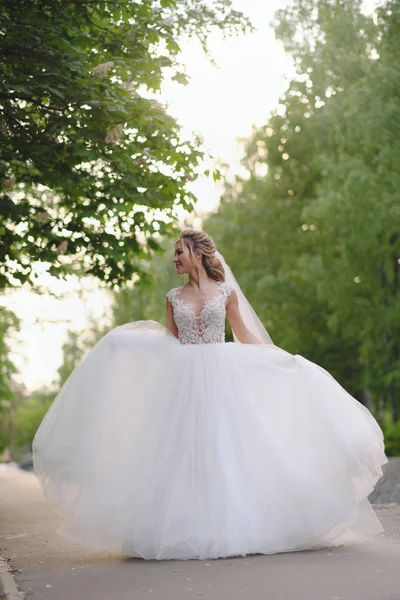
[166,282,233,345]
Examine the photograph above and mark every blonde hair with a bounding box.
[179,229,225,282]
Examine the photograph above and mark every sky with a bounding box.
[3,0,381,392]
[162,0,295,213]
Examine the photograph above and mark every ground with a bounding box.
[0,462,400,600]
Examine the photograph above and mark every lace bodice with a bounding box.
[166,282,233,344]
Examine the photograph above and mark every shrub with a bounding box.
[383,421,400,457]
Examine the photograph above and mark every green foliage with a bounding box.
[12,389,54,453]
[0,323,111,455]
[57,323,110,387]
[112,238,181,326]
[7,0,400,452]
[205,0,400,416]
[42,240,177,402]
[0,306,19,405]
[0,0,251,289]
[383,421,400,457]
[0,305,20,455]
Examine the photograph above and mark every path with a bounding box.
[1,464,399,600]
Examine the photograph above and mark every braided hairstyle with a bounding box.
[179,229,225,282]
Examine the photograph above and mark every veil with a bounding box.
[215,251,274,345]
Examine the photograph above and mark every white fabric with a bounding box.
[166,282,233,344]
[33,310,387,560]
[215,251,273,345]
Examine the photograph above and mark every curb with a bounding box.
[0,555,23,599]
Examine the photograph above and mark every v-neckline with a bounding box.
[176,283,225,320]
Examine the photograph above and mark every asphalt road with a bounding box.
[1,464,400,600]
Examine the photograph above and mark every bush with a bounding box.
[383,421,400,457]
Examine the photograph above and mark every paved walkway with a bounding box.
[369,458,400,504]
[0,464,399,600]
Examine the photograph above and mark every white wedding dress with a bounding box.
[33,280,387,560]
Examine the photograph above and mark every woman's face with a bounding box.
[173,241,196,275]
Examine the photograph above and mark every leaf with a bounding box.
[172,72,190,86]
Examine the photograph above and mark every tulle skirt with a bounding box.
[33,321,387,560]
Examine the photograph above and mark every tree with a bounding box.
[6,387,54,457]
[111,238,180,326]
[0,306,19,405]
[56,325,111,387]
[206,0,400,417]
[274,0,400,417]
[0,0,251,288]
[0,304,20,458]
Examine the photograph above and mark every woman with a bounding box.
[33,228,387,560]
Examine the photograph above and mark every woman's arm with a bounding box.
[166,298,179,339]
[226,289,264,345]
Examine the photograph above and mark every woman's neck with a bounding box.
[187,267,210,290]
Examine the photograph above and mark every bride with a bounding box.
[33,228,387,560]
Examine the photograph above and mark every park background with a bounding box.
[1,0,399,460]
